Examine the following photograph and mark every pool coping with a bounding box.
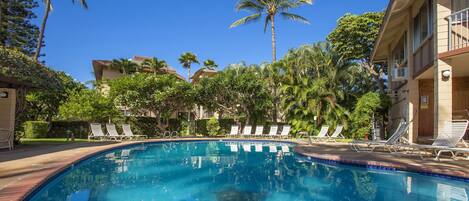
[3,138,469,201]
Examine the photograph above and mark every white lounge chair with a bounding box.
[350,122,409,153]
[309,126,330,143]
[0,129,13,150]
[228,125,239,138]
[242,125,252,138]
[122,124,147,140]
[106,124,123,141]
[266,125,278,138]
[89,123,107,141]
[254,125,264,138]
[402,120,469,160]
[329,125,345,141]
[279,125,291,139]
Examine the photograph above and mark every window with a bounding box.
[393,33,407,68]
[413,0,434,51]
[452,0,469,13]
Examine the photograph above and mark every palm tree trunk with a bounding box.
[187,67,191,136]
[34,0,51,62]
[270,15,276,62]
[0,0,5,46]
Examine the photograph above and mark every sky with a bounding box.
[34,0,389,83]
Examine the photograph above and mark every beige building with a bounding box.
[373,0,469,143]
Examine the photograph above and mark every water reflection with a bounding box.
[28,141,469,201]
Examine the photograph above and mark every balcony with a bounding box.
[446,8,469,53]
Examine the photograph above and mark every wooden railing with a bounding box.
[448,8,469,51]
[413,35,434,77]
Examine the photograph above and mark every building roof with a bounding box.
[92,56,185,81]
[0,47,61,89]
[191,68,217,79]
[372,0,413,62]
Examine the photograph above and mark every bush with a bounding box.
[195,119,208,135]
[48,121,89,139]
[350,92,390,139]
[125,117,158,137]
[23,121,49,139]
[207,117,221,136]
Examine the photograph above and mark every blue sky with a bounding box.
[34,0,388,83]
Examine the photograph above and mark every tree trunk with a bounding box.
[0,0,5,46]
[34,0,51,62]
[270,15,276,62]
[187,67,191,136]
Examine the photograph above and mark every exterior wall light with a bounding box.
[441,70,451,80]
[0,91,8,98]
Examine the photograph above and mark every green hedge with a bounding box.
[195,119,235,136]
[48,121,89,139]
[23,121,50,138]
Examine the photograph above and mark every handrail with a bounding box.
[448,7,469,51]
[451,7,469,17]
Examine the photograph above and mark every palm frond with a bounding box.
[230,13,262,28]
[281,12,310,24]
[71,0,88,9]
[236,0,264,12]
[263,15,271,33]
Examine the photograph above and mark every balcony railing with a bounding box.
[448,8,469,51]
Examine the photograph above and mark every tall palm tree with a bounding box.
[33,0,88,61]
[230,0,312,62]
[142,57,168,75]
[110,58,139,75]
[178,52,199,82]
[178,52,199,136]
[203,59,218,70]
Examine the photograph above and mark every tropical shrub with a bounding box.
[350,92,390,139]
[206,117,221,136]
[23,121,49,138]
[195,64,272,125]
[280,43,354,135]
[108,73,194,129]
[58,89,121,123]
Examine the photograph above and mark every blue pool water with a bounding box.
[27,141,469,201]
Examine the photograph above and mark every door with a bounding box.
[418,80,434,138]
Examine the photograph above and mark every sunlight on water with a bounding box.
[27,141,469,201]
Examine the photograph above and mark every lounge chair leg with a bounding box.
[435,150,443,161]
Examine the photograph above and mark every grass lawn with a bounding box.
[20,138,91,144]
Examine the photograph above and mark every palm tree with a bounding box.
[178,52,199,82]
[178,52,199,136]
[281,43,354,134]
[230,0,312,62]
[33,0,88,61]
[202,59,218,70]
[142,57,168,75]
[110,58,139,75]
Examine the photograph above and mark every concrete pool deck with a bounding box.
[0,138,469,201]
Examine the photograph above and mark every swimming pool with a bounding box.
[27,141,469,201]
